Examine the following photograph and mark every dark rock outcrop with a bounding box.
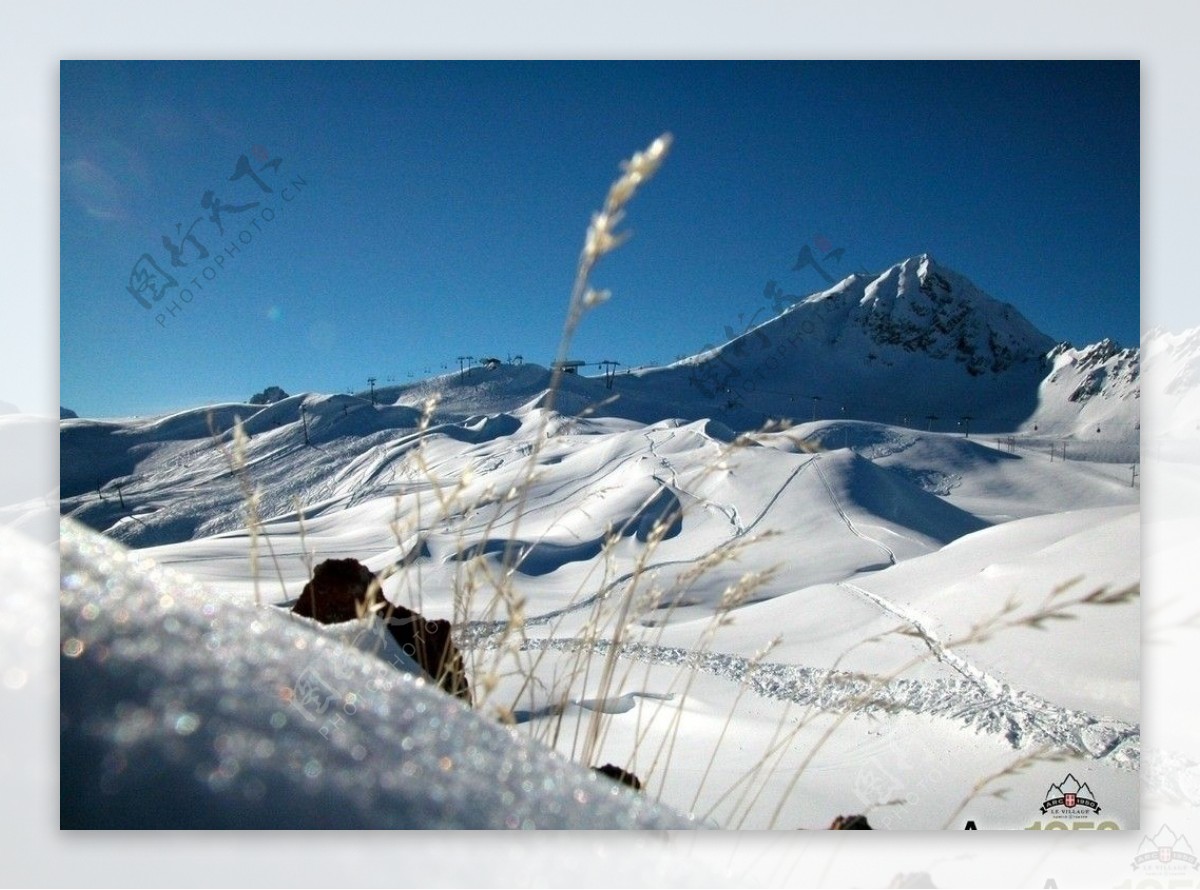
[593,763,643,791]
[383,604,472,705]
[292,558,471,704]
[249,385,290,405]
[292,558,376,623]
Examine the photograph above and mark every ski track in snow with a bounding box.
[837,580,1002,700]
[830,579,1126,761]
[812,455,897,567]
[643,428,744,535]
[506,636,1140,771]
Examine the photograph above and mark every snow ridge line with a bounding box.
[514,636,1140,771]
[812,455,897,567]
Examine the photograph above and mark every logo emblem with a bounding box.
[1132,825,1199,874]
[1040,773,1101,816]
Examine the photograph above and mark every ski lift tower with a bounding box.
[599,359,621,390]
[552,359,587,376]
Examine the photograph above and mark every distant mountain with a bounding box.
[1030,339,1139,438]
[616,254,1138,449]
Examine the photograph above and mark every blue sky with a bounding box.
[61,61,1139,418]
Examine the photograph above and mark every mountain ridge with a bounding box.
[615,254,1138,444]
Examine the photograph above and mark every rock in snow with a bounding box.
[292,557,472,704]
[249,386,290,405]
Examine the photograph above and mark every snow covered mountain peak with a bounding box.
[798,254,1057,376]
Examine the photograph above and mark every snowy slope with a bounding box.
[59,397,1138,828]
[1025,340,1140,447]
[798,419,1138,521]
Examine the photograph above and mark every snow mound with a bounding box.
[59,519,695,829]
